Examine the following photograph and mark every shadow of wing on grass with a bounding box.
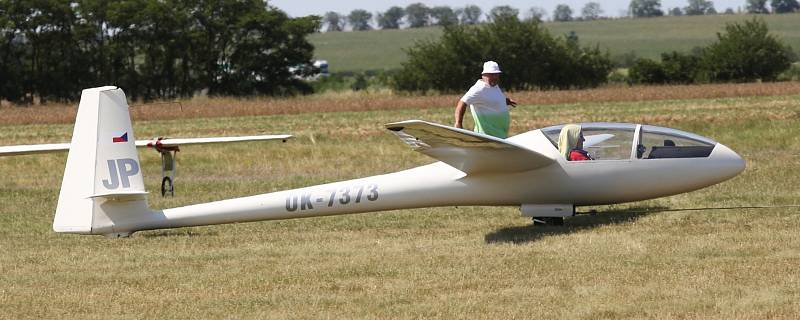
[485,206,668,244]
[139,229,219,238]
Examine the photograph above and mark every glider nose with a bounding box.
[712,143,746,180]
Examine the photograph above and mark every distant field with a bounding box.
[1,92,799,318]
[309,13,800,72]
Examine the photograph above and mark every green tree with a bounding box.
[430,6,458,26]
[125,0,193,99]
[669,7,684,15]
[526,7,547,22]
[771,0,800,13]
[405,3,430,28]
[488,5,519,21]
[209,6,320,96]
[5,0,96,102]
[553,4,573,21]
[459,5,482,25]
[323,11,345,32]
[629,58,668,84]
[746,0,770,13]
[629,0,664,17]
[581,2,604,20]
[630,51,702,85]
[0,0,28,103]
[347,9,372,31]
[661,51,701,83]
[702,18,794,82]
[0,0,320,102]
[684,0,715,15]
[377,6,404,29]
[393,16,612,92]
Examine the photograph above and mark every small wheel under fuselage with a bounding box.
[533,217,565,226]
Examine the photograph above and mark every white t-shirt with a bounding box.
[460,80,510,138]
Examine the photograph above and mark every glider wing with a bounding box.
[0,135,292,156]
[386,120,555,174]
[0,143,71,156]
[135,135,293,149]
[583,134,614,148]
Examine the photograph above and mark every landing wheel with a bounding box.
[161,176,174,197]
[532,217,564,226]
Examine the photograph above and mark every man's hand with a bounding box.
[506,97,518,108]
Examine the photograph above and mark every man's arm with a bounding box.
[454,100,467,129]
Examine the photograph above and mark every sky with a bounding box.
[269,0,747,20]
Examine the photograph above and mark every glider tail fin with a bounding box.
[53,86,151,237]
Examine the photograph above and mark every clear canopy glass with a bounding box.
[541,123,717,161]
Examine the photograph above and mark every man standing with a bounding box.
[454,61,517,139]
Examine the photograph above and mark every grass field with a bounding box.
[3,81,799,126]
[309,13,800,72]
[1,89,799,318]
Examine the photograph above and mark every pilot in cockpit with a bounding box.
[559,124,593,161]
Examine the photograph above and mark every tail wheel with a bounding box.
[532,217,564,226]
[161,176,174,197]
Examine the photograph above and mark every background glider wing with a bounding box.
[0,135,292,156]
[583,134,614,147]
[135,135,293,149]
[0,143,71,156]
[386,120,555,174]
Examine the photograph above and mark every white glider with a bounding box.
[52,86,745,237]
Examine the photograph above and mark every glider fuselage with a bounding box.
[50,87,745,237]
[107,129,744,234]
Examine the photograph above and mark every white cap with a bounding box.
[481,61,502,74]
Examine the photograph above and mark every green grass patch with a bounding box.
[310,13,800,73]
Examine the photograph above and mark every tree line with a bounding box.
[323,3,589,31]
[324,0,800,31]
[392,16,795,93]
[627,18,795,84]
[630,0,799,17]
[0,0,319,103]
[392,16,613,93]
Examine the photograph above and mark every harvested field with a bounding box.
[1,82,799,126]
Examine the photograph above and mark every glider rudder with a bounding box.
[53,86,151,237]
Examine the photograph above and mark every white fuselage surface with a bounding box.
[105,129,745,235]
[51,87,745,236]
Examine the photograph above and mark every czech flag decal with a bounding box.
[112,132,129,143]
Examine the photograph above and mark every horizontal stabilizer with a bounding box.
[89,190,149,201]
[386,120,555,174]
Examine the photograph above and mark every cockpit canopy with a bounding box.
[541,123,717,161]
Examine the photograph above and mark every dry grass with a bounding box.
[1,92,799,319]
[1,82,799,126]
